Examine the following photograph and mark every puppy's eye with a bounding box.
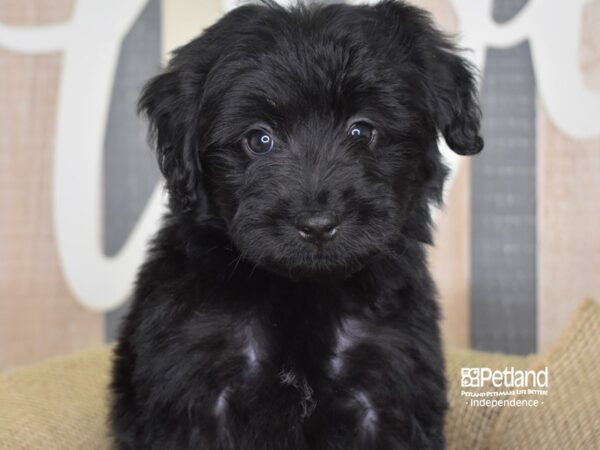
[348,121,375,144]
[244,129,274,155]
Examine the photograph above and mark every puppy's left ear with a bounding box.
[425,37,484,155]
[375,1,483,155]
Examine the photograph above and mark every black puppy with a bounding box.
[110,1,483,449]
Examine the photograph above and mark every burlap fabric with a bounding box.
[487,299,600,449]
[0,299,597,449]
[0,346,112,449]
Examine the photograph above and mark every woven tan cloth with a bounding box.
[0,346,113,450]
[488,299,600,450]
[0,299,597,449]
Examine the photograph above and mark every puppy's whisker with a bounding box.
[227,253,245,280]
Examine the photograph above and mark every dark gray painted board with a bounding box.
[471,41,537,355]
[103,0,161,257]
[492,0,529,24]
[103,0,162,341]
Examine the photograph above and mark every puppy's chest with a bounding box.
[235,314,381,380]
[211,316,373,380]
[207,315,399,435]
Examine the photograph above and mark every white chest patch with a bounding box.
[330,318,365,376]
[214,387,230,419]
[355,390,378,433]
[242,326,260,372]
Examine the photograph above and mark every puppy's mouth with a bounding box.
[252,243,373,280]
[229,221,389,280]
[226,190,401,279]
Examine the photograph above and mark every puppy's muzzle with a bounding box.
[295,211,339,246]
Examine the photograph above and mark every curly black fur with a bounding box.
[110,1,483,449]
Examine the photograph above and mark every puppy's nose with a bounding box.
[295,212,339,245]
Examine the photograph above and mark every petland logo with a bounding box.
[461,367,549,388]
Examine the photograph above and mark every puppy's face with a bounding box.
[141,2,482,276]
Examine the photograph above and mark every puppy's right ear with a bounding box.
[139,68,202,212]
[139,4,268,212]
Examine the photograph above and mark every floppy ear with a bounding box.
[139,68,202,212]
[374,1,483,155]
[139,4,269,212]
[426,39,484,155]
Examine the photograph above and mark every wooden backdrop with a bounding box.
[1,0,599,369]
[0,0,101,369]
